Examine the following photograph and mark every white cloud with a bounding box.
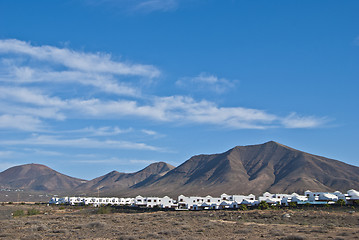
[2,67,140,97]
[0,39,328,131]
[65,126,132,136]
[0,135,164,151]
[0,151,13,158]
[0,86,65,107]
[0,114,43,131]
[141,129,158,135]
[24,148,63,156]
[0,39,160,78]
[133,0,178,13]
[282,113,328,128]
[0,85,327,129]
[176,72,237,94]
[87,0,179,13]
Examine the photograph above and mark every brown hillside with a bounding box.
[127,141,359,197]
[0,163,86,192]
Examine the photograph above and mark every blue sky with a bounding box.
[0,0,358,179]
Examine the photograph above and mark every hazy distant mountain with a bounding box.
[0,163,86,192]
[75,162,175,194]
[128,141,359,197]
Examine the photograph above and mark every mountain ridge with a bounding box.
[0,141,358,196]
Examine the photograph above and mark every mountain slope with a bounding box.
[76,162,175,193]
[129,141,359,196]
[0,163,86,192]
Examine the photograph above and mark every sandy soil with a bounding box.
[0,205,358,239]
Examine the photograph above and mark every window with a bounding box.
[180,199,183,202]
[148,199,151,202]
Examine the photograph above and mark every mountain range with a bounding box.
[0,141,358,196]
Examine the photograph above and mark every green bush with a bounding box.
[288,202,297,208]
[13,209,25,217]
[238,204,247,211]
[27,208,41,216]
[336,199,346,206]
[258,201,269,210]
[96,206,112,214]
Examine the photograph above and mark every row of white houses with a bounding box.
[49,189,359,210]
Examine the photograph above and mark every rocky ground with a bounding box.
[0,204,358,239]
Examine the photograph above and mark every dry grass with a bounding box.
[0,205,357,239]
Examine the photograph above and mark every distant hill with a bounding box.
[0,163,86,192]
[127,141,359,197]
[75,162,175,194]
[0,142,358,197]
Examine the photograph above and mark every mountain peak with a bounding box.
[0,163,86,192]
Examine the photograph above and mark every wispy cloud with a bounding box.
[281,113,329,129]
[0,85,327,130]
[0,39,328,131]
[176,72,237,94]
[3,67,140,97]
[0,151,13,158]
[0,114,43,131]
[0,135,164,151]
[86,0,179,14]
[75,157,160,165]
[63,126,132,136]
[0,39,160,78]
[133,0,178,13]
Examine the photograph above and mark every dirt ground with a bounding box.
[0,204,358,239]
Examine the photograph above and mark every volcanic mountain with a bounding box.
[75,162,175,194]
[0,142,358,196]
[128,141,359,196]
[0,163,86,192]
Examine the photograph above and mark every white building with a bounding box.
[304,190,338,203]
[177,195,205,210]
[49,189,359,210]
[160,196,178,209]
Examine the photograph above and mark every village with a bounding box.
[49,189,359,210]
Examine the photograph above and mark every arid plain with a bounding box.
[0,204,358,240]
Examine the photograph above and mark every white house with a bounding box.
[177,195,205,210]
[281,193,308,205]
[304,190,338,203]
[160,196,178,209]
[145,197,161,208]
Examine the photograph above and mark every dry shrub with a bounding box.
[234,229,251,234]
[145,233,162,239]
[87,221,107,229]
[20,234,42,240]
[53,229,68,234]
[280,236,306,240]
[117,236,136,240]
[35,224,47,231]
